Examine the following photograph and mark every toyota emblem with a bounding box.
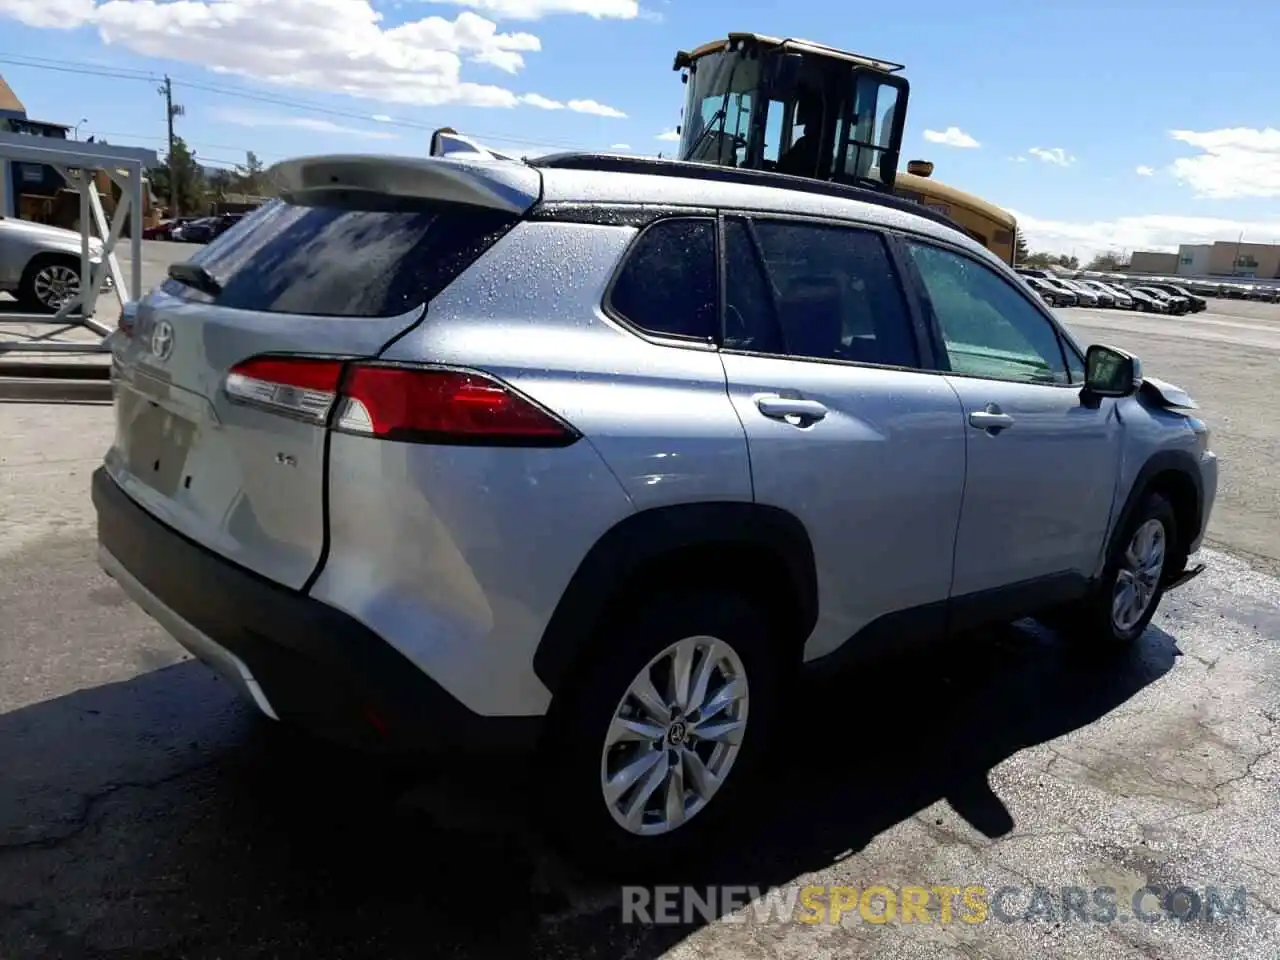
[150,320,174,360]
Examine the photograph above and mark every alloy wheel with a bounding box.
[1112,518,1167,633]
[33,264,81,310]
[600,635,749,837]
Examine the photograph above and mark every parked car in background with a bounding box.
[173,217,218,243]
[1025,276,1077,306]
[143,217,197,241]
[1053,278,1099,306]
[1131,286,1189,314]
[1034,275,1088,305]
[1062,278,1113,307]
[1080,280,1136,309]
[0,215,107,313]
[175,213,247,245]
[1144,283,1206,313]
[1123,287,1167,313]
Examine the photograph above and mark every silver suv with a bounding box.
[93,152,1218,871]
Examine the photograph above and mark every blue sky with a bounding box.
[2,0,1279,256]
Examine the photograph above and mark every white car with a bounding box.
[0,216,106,313]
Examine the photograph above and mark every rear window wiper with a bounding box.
[168,262,222,297]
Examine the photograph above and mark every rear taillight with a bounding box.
[225,356,578,447]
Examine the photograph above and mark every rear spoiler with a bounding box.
[268,151,541,215]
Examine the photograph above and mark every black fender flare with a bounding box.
[1105,448,1204,569]
[532,502,818,697]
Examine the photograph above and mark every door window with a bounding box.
[906,242,1070,384]
[723,217,918,367]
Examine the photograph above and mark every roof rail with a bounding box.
[527,152,960,233]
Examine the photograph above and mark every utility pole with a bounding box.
[158,76,185,216]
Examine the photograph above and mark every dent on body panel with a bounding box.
[313,432,636,717]
[379,220,754,508]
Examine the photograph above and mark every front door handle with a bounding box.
[754,394,828,423]
[969,405,1015,434]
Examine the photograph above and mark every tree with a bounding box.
[1053,253,1080,270]
[149,135,205,216]
[206,167,235,198]
[234,150,265,195]
[1014,229,1030,266]
[1022,250,1056,268]
[1086,250,1128,272]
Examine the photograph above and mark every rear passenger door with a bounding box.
[717,215,968,661]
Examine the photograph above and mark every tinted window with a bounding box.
[162,197,518,318]
[609,218,717,340]
[906,241,1069,385]
[724,217,918,367]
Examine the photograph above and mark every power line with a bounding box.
[0,51,591,152]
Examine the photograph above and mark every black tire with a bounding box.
[541,590,782,879]
[17,254,81,314]
[1047,493,1178,654]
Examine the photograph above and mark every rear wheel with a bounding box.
[18,255,82,314]
[1046,493,1177,653]
[543,590,781,877]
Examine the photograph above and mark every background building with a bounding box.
[1206,241,1280,278]
[1177,244,1212,276]
[1129,250,1179,275]
[1130,241,1280,279]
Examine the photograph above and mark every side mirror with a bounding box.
[1084,344,1142,398]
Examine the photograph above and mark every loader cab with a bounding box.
[672,33,909,193]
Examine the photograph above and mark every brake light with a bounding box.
[225,357,577,446]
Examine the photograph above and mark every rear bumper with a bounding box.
[92,467,542,755]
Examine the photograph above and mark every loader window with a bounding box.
[833,76,902,187]
[680,49,761,166]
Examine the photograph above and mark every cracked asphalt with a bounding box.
[2,292,1279,959]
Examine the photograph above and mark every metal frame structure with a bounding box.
[0,131,157,354]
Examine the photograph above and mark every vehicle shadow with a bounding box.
[0,588,1182,958]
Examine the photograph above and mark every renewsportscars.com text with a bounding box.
[621,884,1249,926]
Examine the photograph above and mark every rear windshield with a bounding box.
[161,196,518,318]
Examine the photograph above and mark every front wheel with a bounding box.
[1046,493,1177,653]
[542,591,780,877]
[17,255,82,314]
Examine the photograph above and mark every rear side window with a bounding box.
[161,196,518,318]
[723,216,919,367]
[608,218,718,341]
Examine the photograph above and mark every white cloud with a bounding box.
[520,93,564,110]
[1011,209,1280,261]
[370,114,394,123]
[610,143,631,150]
[423,0,638,18]
[1135,165,1156,176]
[0,0,625,114]
[1168,127,1280,199]
[656,129,681,141]
[514,93,623,116]
[214,107,400,140]
[567,98,626,118]
[923,126,980,149]
[1028,146,1076,167]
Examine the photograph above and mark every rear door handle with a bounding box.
[969,406,1015,433]
[754,394,828,423]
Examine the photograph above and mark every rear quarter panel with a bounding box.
[316,220,754,716]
